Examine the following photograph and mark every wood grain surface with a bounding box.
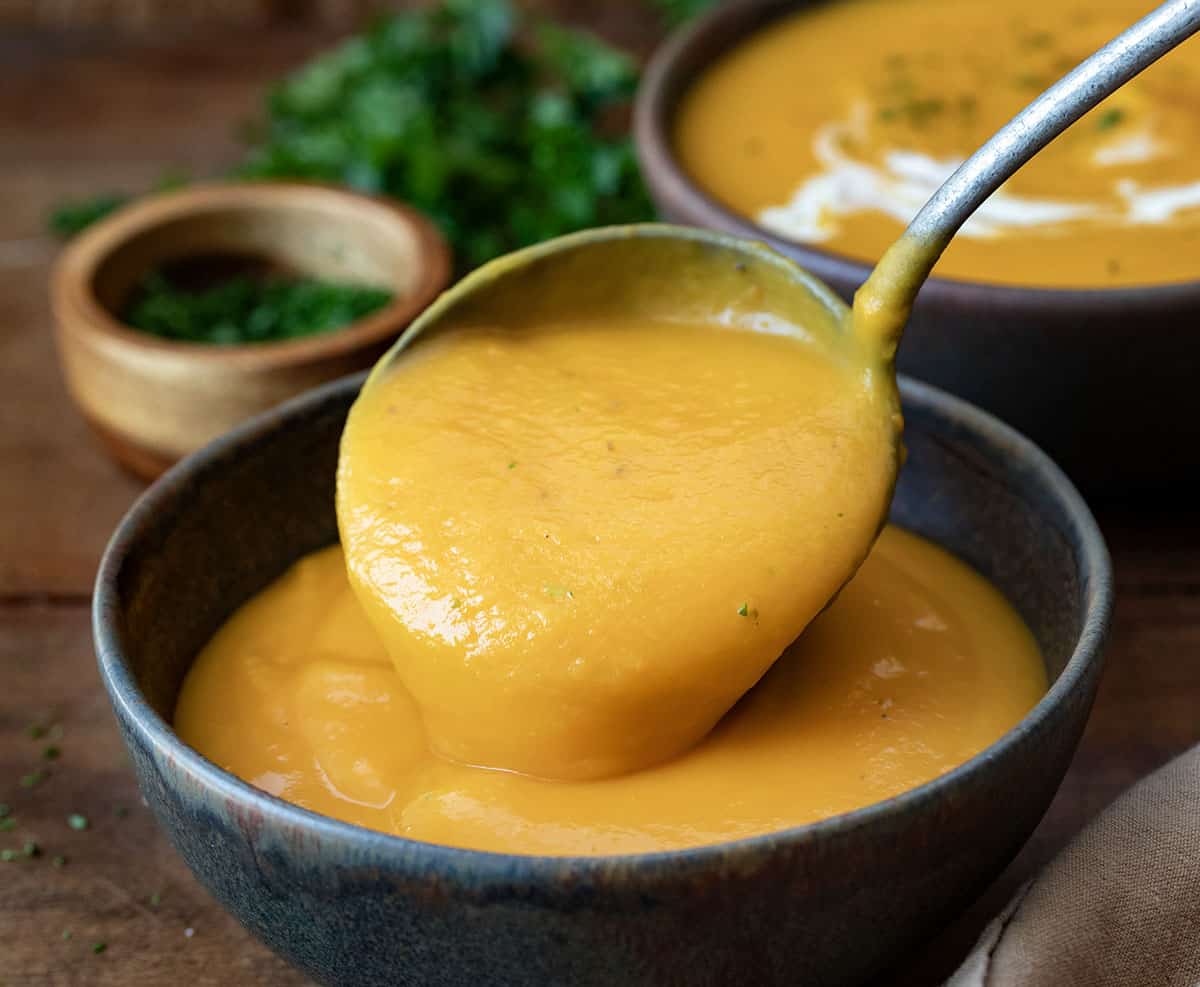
[1,9,1197,986]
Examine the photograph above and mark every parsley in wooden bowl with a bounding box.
[50,182,451,481]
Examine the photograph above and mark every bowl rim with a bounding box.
[51,180,453,370]
[93,369,1113,880]
[633,0,1200,307]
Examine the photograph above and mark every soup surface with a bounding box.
[175,527,1046,856]
[336,319,899,782]
[676,0,1200,287]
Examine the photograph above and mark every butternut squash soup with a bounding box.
[675,0,1200,287]
[336,319,900,782]
[175,527,1045,856]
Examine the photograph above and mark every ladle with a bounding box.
[341,0,1200,781]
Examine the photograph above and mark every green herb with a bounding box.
[0,819,16,832]
[1,849,17,862]
[737,603,749,617]
[652,0,720,26]
[67,814,89,832]
[52,0,654,272]
[48,195,128,236]
[52,855,67,868]
[1020,30,1055,49]
[23,840,40,858]
[543,584,574,600]
[43,745,61,760]
[909,98,945,124]
[122,273,393,346]
[62,929,72,940]
[149,892,162,907]
[1014,73,1049,90]
[1096,107,1126,131]
[0,804,9,819]
[114,806,129,819]
[27,724,47,740]
[507,461,517,469]
[92,942,107,955]
[20,770,47,789]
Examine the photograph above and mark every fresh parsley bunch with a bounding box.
[53,0,655,273]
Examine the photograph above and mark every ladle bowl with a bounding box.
[349,224,902,780]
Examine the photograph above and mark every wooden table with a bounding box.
[2,12,1198,986]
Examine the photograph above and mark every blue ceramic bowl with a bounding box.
[94,373,1111,987]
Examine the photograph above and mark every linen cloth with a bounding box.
[947,744,1200,986]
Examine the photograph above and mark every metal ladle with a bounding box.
[343,0,1200,779]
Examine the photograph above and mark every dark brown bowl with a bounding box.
[635,0,1200,499]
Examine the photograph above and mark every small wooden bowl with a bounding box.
[51,182,451,480]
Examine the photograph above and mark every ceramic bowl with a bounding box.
[51,181,451,480]
[94,369,1111,987]
[634,0,1200,498]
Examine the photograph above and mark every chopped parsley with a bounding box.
[20,770,47,789]
[67,814,89,832]
[122,272,394,346]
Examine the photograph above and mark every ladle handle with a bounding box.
[854,0,1200,350]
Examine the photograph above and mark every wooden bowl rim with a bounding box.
[50,180,453,370]
[633,0,1200,308]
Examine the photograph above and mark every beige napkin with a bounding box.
[947,744,1200,986]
